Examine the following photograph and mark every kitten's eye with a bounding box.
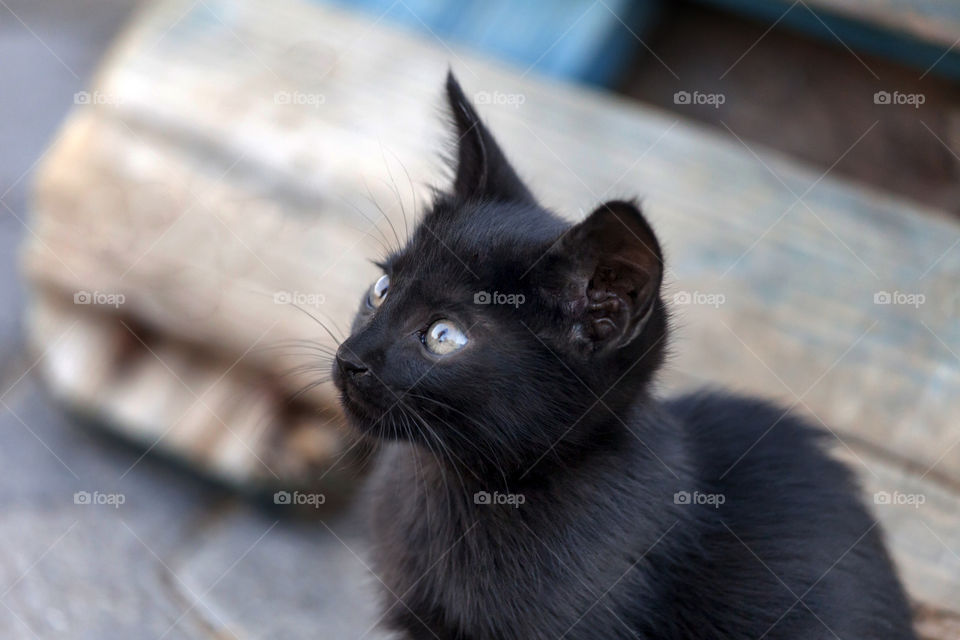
[424,319,468,355]
[367,274,390,309]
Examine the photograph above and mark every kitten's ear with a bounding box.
[445,71,534,204]
[549,200,663,352]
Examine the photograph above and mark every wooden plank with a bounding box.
[701,0,960,56]
[29,289,366,492]
[805,0,960,50]
[22,0,960,621]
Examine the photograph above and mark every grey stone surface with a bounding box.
[0,217,26,365]
[1,378,391,639]
[170,505,394,640]
[0,379,215,639]
[0,0,137,359]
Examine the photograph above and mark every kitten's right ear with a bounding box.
[444,71,534,204]
[544,200,663,353]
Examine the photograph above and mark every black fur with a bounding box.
[331,72,916,639]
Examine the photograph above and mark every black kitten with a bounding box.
[332,73,916,640]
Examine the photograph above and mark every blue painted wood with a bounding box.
[314,0,662,86]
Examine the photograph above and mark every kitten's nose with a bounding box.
[336,349,369,379]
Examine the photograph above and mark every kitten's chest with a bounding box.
[368,452,648,639]
[373,498,556,638]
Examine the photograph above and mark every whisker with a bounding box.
[379,142,409,242]
[401,412,432,558]
[257,341,338,357]
[386,147,421,244]
[336,194,394,256]
[288,378,332,403]
[287,302,342,346]
[406,396,501,486]
[363,178,402,252]
[279,363,334,379]
[404,403,473,493]
[315,308,349,342]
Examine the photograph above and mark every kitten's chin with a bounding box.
[333,370,384,425]
[338,389,395,439]
[339,385,376,418]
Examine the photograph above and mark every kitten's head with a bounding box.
[333,73,667,475]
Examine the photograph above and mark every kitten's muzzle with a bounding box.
[334,345,387,422]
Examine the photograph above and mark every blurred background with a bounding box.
[2,0,959,637]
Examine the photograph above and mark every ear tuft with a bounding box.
[551,200,663,352]
[444,71,534,204]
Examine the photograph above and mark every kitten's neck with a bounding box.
[397,396,692,499]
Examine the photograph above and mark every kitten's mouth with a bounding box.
[339,385,421,442]
[336,380,394,436]
[342,384,376,415]
[338,380,375,413]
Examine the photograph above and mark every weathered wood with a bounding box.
[29,286,366,493]
[23,0,960,624]
[805,0,960,50]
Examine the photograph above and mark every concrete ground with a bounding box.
[0,1,390,638]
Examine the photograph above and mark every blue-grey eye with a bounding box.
[424,319,468,355]
[367,274,389,308]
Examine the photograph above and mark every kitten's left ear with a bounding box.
[445,71,534,204]
[548,200,663,352]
